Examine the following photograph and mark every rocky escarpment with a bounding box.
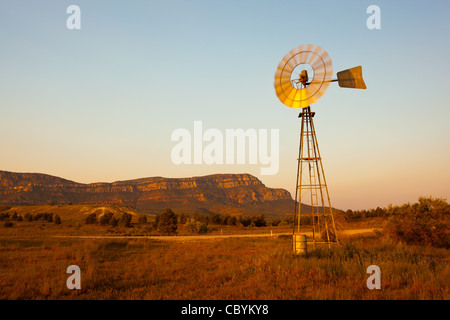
[0,171,293,216]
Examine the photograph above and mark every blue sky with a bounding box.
[1,0,449,210]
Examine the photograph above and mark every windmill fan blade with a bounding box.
[336,66,367,89]
[299,44,313,65]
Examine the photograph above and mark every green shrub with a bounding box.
[386,196,450,248]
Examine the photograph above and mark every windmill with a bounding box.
[274,44,366,254]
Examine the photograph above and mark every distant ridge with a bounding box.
[0,170,300,217]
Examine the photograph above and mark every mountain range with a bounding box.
[0,170,301,217]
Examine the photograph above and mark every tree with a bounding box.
[271,218,281,226]
[158,208,178,235]
[99,212,113,225]
[210,213,222,224]
[153,215,159,229]
[227,216,237,226]
[239,216,252,227]
[138,215,148,225]
[253,215,267,227]
[118,213,132,228]
[178,213,188,224]
[54,214,61,225]
[109,216,118,227]
[46,213,53,223]
[85,213,97,224]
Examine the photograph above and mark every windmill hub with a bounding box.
[299,70,308,85]
[291,63,314,89]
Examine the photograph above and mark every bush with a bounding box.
[198,223,209,233]
[3,221,13,228]
[185,221,209,234]
[321,230,337,242]
[0,213,10,221]
[300,215,313,226]
[0,206,11,212]
[185,221,200,233]
[283,217,294,226]
[386,197,450,248]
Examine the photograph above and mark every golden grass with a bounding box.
[0,228,448,300]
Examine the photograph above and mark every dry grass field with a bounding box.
[0,204,448,300]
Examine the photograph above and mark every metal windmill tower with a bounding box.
[274,44,367,254]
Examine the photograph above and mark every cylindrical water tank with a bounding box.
[293,234,307,255]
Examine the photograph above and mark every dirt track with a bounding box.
[54,228,378,242]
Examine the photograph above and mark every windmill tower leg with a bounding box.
[293,107,339,254]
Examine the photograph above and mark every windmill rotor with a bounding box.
[274,44,366,109]
[275,44,333,109]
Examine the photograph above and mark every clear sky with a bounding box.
[1,0,449,210]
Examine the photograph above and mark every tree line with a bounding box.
[0,212,61,227]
